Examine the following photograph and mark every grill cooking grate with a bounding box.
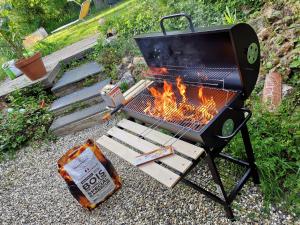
[145,66,237,86]
[124,82,237,133]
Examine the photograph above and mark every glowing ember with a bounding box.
[144,77,219,125]
[144,67,169,77]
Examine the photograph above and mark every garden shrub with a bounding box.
[0,84,55,160]
[93,36,139,80]
[99,0,164,38]
[7,0,82,34]
[161,0,264,27]
[99,0,264,38]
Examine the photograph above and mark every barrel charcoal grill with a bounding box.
[122,14,261,219]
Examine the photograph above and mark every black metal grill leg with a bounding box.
[205,150,235,220]
[224,205,235,220]
[241,125,260,184]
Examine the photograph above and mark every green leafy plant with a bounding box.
[223,6,237,24]
[119,82,129,93]
[94,36,138,80]
[290,55,300,69]
[158,0,262,28]
[0,84,55,160]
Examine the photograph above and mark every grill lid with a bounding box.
[134,13,260,99]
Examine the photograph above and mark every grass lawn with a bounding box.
[33,0,136,56]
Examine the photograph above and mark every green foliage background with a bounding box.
[7,0,81,34]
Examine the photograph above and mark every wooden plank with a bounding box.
[125,80,151,101]
[124,80,152,102]
[97,135,180,188]
[118,119,204,160]
[123,79,146,98]
[107,127,192,173]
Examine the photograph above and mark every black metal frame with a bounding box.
[129,110,260,220]
[180,122,260,220]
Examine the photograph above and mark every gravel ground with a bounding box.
[0,119,298,225]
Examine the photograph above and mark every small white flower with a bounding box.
[19,108,26,113]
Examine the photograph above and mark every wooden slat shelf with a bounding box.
[97,135,181,188]
[118,119,204,160]
[107,127,192,173]
[97,121,204,188]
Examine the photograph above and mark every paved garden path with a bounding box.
[0,34,99,97]
[0,118,297,225]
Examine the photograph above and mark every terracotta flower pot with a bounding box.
[15,52,47,81]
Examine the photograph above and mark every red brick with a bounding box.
[262,72,282,111]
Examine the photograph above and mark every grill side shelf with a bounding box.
[107,127,193,174]
[117,119,204,160]
[97,135,181,188]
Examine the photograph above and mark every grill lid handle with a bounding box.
[216,108,252,141]
[160,13,195,35]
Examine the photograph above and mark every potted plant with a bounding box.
[0,3,47,81]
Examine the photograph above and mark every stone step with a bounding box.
[49,102,108,136]
[51,61,103,96]
[50,79,110,115]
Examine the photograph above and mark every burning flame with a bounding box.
[144,77,218,125]
[198,86,218,121]
[176,77,187,103]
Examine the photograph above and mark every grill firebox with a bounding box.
[124,81,239,146]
